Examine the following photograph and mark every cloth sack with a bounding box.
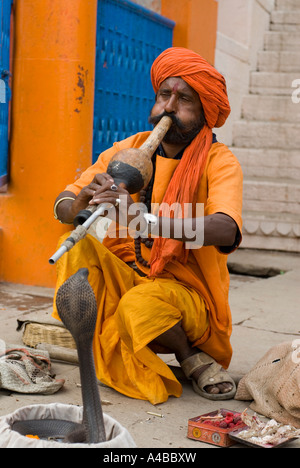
[235,341,300,428]
[0,403,136,448]
[0,344,64,394]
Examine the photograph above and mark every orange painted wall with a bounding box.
[0,0,98,287]
[161,0,218,65]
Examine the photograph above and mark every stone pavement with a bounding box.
[0,248,299,449]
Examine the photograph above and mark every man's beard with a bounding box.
[148,111,206,145]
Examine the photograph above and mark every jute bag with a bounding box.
[235,341,300,428]
[0,345,64,394]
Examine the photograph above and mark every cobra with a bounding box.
[12,268,106,444]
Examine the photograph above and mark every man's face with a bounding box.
[149,77,206,145]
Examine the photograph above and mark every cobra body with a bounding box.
[12,268,106,444]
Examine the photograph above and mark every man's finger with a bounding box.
[93,173,114,186]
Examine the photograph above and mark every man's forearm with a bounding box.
[54,191,78,224]
[149,212,238,248]
[54,191,238,249]
[202,213,238,246]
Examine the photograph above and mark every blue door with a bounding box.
[93,0,174,162]
[0,0,12,187]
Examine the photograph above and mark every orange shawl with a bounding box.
[149,47,231,276]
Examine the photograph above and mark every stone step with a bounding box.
[243,193,300,217]
[275,0,300,10]
[232,120,300,149]
[241,234,300,252]
[232,147,300,181]
[235,0,300,253]
[271,10,300,30]
[250,71,299,95]
[264,31,300,51]
[243,176,300,207]
[241,210,300,252]
[257,51,300,72]
[241,95,300,122]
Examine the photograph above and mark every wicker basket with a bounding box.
[22,322,76,349]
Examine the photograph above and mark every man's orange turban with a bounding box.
[149,47,231,276]
[151,47,231,129]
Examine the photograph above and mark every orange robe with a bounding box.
[52,132,243,404]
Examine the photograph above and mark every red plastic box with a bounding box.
[187,409,247,447]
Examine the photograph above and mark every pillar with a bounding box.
[0,0,98,286]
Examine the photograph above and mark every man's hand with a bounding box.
[71,173,115,217]
[89,179,137,227]
[54,173,116,224]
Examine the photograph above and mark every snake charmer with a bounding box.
[52,47,243,405]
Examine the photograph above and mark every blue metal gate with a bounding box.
[93,0,174,162]
[0,0,12,187]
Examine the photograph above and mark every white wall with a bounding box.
[214,0,275,146]
[130,0,161,13]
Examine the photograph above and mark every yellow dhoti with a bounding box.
[52,233,208,405]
